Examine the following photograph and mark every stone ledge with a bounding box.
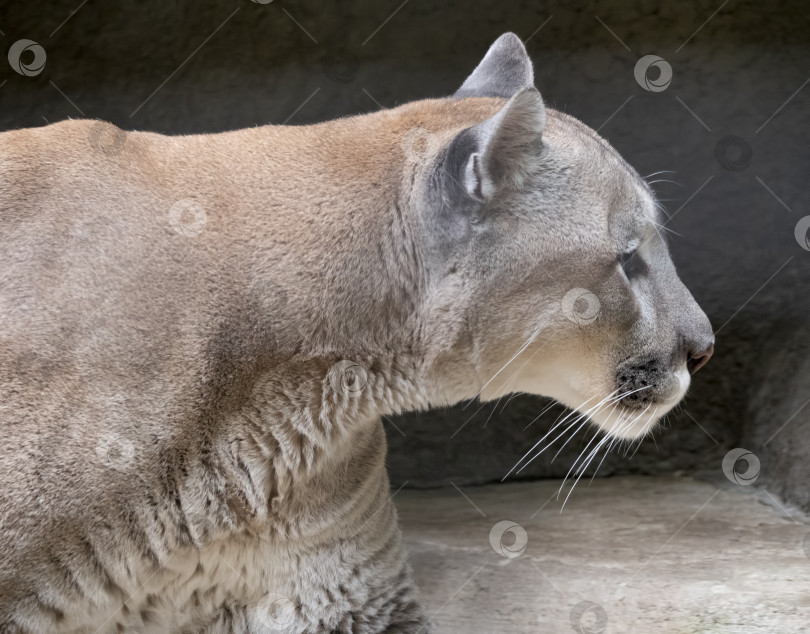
[397,476,810,633]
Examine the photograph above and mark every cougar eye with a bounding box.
[618,248,646,278]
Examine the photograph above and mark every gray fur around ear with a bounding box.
[455,33,535,99]
[443,87,546,208]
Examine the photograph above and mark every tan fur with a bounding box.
[0,98,511,632]
[0,35,712,633]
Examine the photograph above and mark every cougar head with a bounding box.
[416,33,714,441]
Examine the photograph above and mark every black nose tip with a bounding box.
[687,343,714,375]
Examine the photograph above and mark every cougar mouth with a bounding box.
[590,369,689,440]
[503,378,681,479]
[613,362,689,411]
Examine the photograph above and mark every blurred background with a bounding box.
[1,0,808,511]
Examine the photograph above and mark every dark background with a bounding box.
[2,1,808,508]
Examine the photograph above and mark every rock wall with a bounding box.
[2,0,808,506]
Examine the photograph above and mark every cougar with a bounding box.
[0,33,713,632]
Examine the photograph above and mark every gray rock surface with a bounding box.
[1,0,808,507]
[398,476,810,633]
[746,322,810,510]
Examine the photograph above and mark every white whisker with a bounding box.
[514,392,620,476]
[498,391,524,415]
[588,435,618,485]
[572,405,633,481]
[588,410,629,485]
[654,200,672,220]
[522,399,557,431]
[558,429,607,500]
[550,412,595,463]
[482,396,504,428]
[485,332,553,402]
[475,323,545,398]
[450,399,489,438]
[558,394,630,495]
[651,218,681,238]
[560,406,650,511]
[505,385,653,481]
[643,169,677,180]
[502,395,600,481]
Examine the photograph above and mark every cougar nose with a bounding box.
[687,343,714,375]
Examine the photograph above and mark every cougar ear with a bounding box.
[443,87,545,208]
[455,33,534,99]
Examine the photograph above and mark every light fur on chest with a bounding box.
[30,417,419,634]
[84,481,409,633]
